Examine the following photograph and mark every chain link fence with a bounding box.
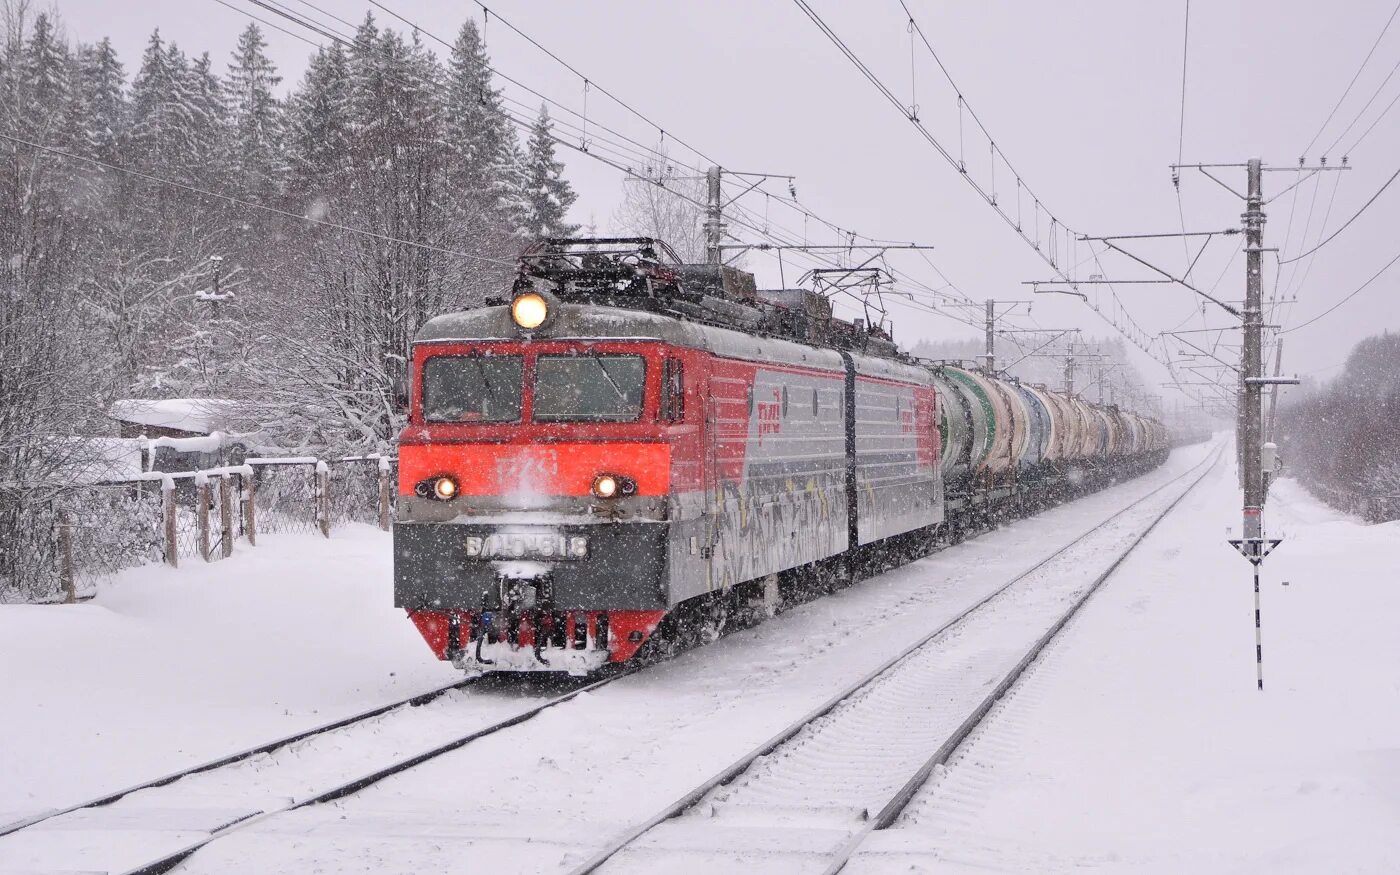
[249,459,322,537]
[1,456,397,604]
[327,456,395,529]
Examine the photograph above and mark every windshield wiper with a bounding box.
[593,357,633,410]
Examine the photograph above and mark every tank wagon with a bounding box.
[394,239,1169,675]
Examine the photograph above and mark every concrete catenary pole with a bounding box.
[704,166,724,265]
[984,299,996,373]
[1241,157,1265,542]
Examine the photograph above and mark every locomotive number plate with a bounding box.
[465,533,589,560]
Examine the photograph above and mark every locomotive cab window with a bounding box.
[533,354,647,422]
[661,358,685,421]
[421,355,523,423]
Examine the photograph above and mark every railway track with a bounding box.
[0,449,1214,875]
[0,668,637,875]
[0,676,483,840]
[565,444,1224,875]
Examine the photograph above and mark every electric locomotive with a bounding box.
[394,238,1170,676]
[394,238,941,675]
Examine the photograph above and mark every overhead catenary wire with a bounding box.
[791,0,1172,369]
[1282,244,1400,333]
[1300,0,1400,158]
[218,0,1086,366]
[209,0,322,47]
[1278,164,1400,264]
[1176,0,1191,169]
[1281,170,1345,316]
[350,0,984,330]
[1323,52,1400,157]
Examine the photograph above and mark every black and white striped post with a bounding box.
[1229,537,1282,691]
[1252,561,1263,690]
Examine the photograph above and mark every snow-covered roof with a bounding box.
[109,398,240,435]
[53,437,147,485]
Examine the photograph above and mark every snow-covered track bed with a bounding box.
[572,446,1224,875]
[0,670,632,875]
[0,446,1215,874]
[0,677,481,841]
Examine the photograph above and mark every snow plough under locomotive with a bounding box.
[394,239,1170,675]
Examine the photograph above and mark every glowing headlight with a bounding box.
[591,474,619,499]
[511,292,549,330]
[433,476,458,500]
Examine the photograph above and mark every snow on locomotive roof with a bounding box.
[416,303,852,373]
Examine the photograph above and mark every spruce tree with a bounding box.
[285,42,350,199]
[186,52,228,183]
[21,14,72,143]
[75,38,126,164]
[129,31,195,177]
[444,20,523,224]
[226,23,282,201]
[521,105,578,240]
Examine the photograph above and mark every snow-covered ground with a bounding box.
[0,525,458,823]
[851,463,1400,873]
[6,441,1395,874]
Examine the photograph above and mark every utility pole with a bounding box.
[704,165,724,265]
[968,299,1031,375]
[1060,342,1105,397]
[985,299,996,374]
[1242,158,1265,543]
[198,255,228,318]
[1168,157,1336,691]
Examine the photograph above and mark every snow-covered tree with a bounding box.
[74,37,125,164]
[225,23,281,200]
[613,158,707,262]
[284,42,350,200]
[184,52,227,181]
[444,20,525,226]
[520,105,578,240]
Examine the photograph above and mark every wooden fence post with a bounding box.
[244,470,257,546]
[316,461,330,538]
[163,479,178,568]
[378,457,391,532]
[197,474,212,562]
[57,509,75,604]
[219,474,234,559]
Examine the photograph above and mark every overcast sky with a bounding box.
[38,0,1400,411]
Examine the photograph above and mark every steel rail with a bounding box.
[818,444,1225,874]
[118,667,638,875]
[565,443,1224,875]
[12,450,1194,873]
[0,676,480,838]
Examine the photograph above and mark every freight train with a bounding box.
[394,239,1170,675]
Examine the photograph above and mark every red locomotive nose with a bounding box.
[399,443,669,500]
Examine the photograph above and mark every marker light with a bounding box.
[433,476,458,500]
[591,474,619,499]
[511,292,549,330]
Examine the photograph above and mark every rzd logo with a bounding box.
[496,449,559,497]
[757,387,782,440]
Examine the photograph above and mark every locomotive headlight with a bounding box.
[590,473,636,499]
[414,475,460,501]
[511,291,549,330]
[591,474,619,499]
